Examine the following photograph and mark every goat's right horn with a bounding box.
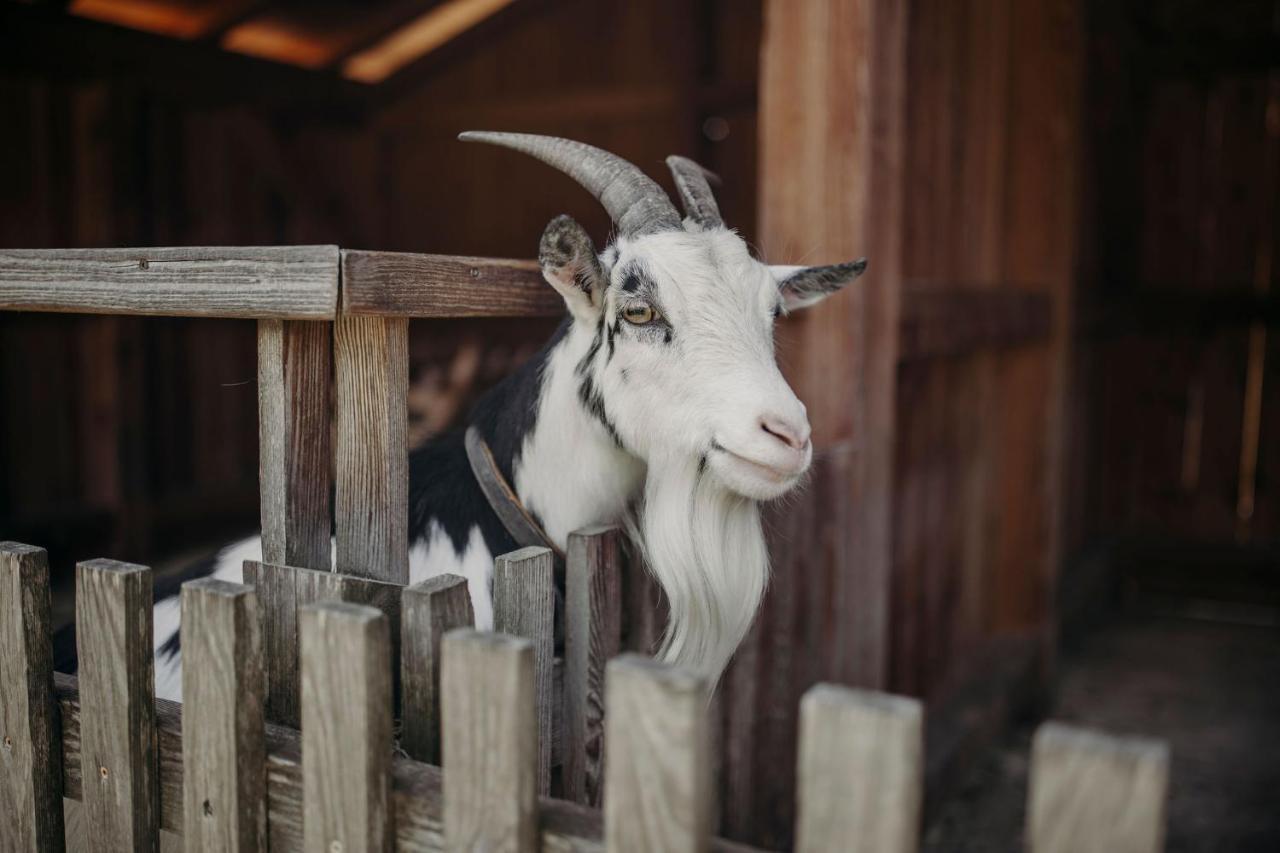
[459,131,681,238]
[666,155,723,228]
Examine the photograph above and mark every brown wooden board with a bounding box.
[341,250,563,318]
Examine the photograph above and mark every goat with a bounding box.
[149,132,866,699]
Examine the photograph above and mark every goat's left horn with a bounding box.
[666,155,723,228]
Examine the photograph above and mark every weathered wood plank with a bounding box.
[334,313,409,583]
[341,250,563,318]
[242,561,401,728]
[0,543,63,852]
[400,575,474,765]
[794,684,923,853]
[76,558,157,851]
[898,287,1052,361]
[180,579,265,852]
[563,526,622,807]
[493,546,556,796]
[442,630,538,853]
[1028,722,1169,853]
[300,602,393,853]
[257,319,332,571]
[0,246,339,319]
[604,655,711,853]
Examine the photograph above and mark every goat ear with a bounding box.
[772,258,868,311]
[540,215,606,323]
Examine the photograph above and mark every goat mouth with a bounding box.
[708,440,804,484]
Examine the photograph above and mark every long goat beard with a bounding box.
[625,455,770,682]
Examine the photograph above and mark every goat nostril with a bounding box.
[760,417,807,451]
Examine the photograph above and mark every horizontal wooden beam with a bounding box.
[898,286,1053,361]
[0,246,339,320]
[341,250,562,318]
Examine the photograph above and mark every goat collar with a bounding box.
[464,426,566,563]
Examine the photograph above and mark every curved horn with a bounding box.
[459,131,681,237]
[666,155,723,228]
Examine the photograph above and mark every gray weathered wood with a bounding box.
[604,655,711,853]
[441,630,538,853]
[493,546,556,796]
[0,246,339,318]
[301,601,393,853]
[794,684,923,853]
[180,579,265,852]
[341,250,563,318]
[242,561,401,728]
[76,558,158,851]
[335,313,409,583]
[1028,722,1170,853]
[257,319,332,570]
[563,526,623,807]
[400,575,474,765]
[0,543,64,852]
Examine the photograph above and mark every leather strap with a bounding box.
[465,426,566,563]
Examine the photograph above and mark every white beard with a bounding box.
[627,454,770,682]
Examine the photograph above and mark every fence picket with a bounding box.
[442,629,538,853]
[1028,722,1169,853]
[564,525,622,806]
[0,543,64,852]
[76,558,158,851]
[300,601,393,853]
[400,574,474,764]
[180,579,265,852]
[794,684,923,853]
[604,655,711,853]
[493,546,555,795]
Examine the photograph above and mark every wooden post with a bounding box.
[257,319,332,570]
[563,526,622,806]
[400,574,474,764]
[794,684,923,853]
[334,314,409,583]
[300,601,393,853]
[76,558,157,851]
[492,546,555,795]
[0,543,64,852]
[441,630,537,853]
[604,655,711,853]
[180,579,265,852]
[1028,722,1169,853]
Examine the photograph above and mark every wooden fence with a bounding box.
[0,246,1167,851]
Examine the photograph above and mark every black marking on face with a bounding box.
[698,454,708,475]
[577,319,605,376]
[606,320,616,360]
[663,328,672,344]
[578,373,623,447]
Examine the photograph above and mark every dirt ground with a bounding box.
[923,612,1280,852]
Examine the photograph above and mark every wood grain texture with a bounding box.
[0,246,338,318]
[257,319,332,571]
[794,684,923,853]
[180,579,265,852]
[563,526,622,807]
[493,546,556,796]
[335,314,409,583]
[400,574,474,765]
[341,250,564,318]
[898,287,1052,361]
[75,558,157,851]
[300,602,394,853]
[604,655,711,853]
[441,630,538,853]
[0,543,64,852]
[243,561,401,728]
[1028,722,1169,853]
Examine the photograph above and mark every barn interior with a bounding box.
[1,0,1277,848]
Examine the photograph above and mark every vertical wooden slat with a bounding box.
[604,655,711,853]
[492,546,555,796]
[400,574,474,764]
[563,526,622,806]
[0,542,64,852]
[794,684,923,853]
[1028,722,1169,853]
[300,601,393,853]
[76,558,157,852]
[441,629,537,853]
[257,319,333,571]
[180,579,265,852]
[334,313,409,583]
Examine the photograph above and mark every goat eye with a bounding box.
[622,304,657,325]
